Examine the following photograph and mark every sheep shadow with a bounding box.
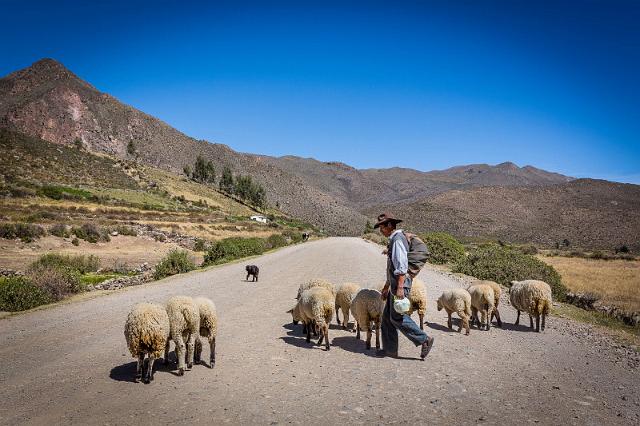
[500,322,537,333]
[330,336,378,357]
[110,361,138,383]
[427,321,459,333]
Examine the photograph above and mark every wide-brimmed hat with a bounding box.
[373,212,403,229]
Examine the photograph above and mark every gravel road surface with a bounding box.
[0,237,638,425]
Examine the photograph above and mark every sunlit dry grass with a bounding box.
[541,256,640,312]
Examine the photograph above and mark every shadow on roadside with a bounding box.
[109,361,137,382]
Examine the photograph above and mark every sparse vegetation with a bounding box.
[362,232,389,246]
[26,263,83,301]
[30,253,100,275]
[72,223,111,243]
[0,222,46,242]
[153,249,196,280]
[420,232,465,265]
[453,244,567,301]
[266,233,287,249]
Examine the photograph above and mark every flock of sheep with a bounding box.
[123,274,551,382]
[288,277,553,351]
[124,296,218,383]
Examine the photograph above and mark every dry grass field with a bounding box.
[541,256,640,313]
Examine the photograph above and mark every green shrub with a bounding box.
[266,234,287,249]
[153,249,196,280]
[49,223,71,238]
[282,230,303,244]
[110,225,137,236]
[71,237,80,246]
[362,232,389,246]
[0,276,52,311]
[194,238,207,252]
[0,222,46,242]
[420,232,465,265]
[26,264,83,300]
[38,185,93,201]
[204,237,266,265]
[30,253,100,274]
[453,244,567,301]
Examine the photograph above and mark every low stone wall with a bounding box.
[566,292,640,327]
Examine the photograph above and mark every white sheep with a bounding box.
[468,284,495,331]
[436,289,472,335]
[510,280,552,332]
[335,282,361,331]
[124,302,170,383]
[296,278,336,299]
[193,297,218,368]
[468,280,503,327]
[350,288,384,350]
[288,287,334,351]
[164,296,200,375]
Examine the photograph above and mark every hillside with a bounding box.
[0,59,368,235]
[368,179,640,251]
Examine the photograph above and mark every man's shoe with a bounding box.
[420,336,435,360]
[375,350,398,358]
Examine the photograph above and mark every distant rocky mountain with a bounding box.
[1,58,638,248]
[364,178,640,251]
[258,155,572,208]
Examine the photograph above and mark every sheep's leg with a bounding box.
[485,307,491,331]
[306,322,311,343]
[494,308,503,328]
[515,310,521,325]
[375,320,381,350]
[447,312,453,330]
[135,353,144,381]
[366,324,372,350]
[461,313,470,335]
[335,304,341,325]
[186,332,196,369]
[144,354,157,384]
[541,314,546,331]
[528,314,534,328]
[317,324,324,345]
[535,314,540,332]
[246,273,249,281]
[324,323,330,351]
[173,334,186,376]
[419,313,424,330]
[471,307,479,328]
[355,322,361,340]
[209,336,216,368]
[194,336,202,364]
[164,339,171,365]
[343,307,350,330]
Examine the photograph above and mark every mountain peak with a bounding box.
[2,58,84,89]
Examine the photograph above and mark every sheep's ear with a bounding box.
[286,308,293,314]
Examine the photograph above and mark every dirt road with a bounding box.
[0,238,638,425]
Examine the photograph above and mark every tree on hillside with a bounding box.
[127,139,137,158]
[219,166,234,193]
[233,174,267,208]
[183,165,192,179]
[192,155,216,184]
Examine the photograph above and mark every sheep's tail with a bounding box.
[538,298,551,315]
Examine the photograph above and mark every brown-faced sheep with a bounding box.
[288,287,334,351]
[193,297,218,368]
[164,296,200,375]
[436,289,472,335]
[469,280,503,327]
[510,280,552,332]
[335,282,361,331]
[468,284,495,331]
[350,289,385,350]
[124,302,170,383]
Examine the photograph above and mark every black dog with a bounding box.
[245,265,259,282]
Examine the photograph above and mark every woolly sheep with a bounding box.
[350,289,384,350]
[296,278,336,299]
[124,302,170,383]
[510,280,552,332]
[288,287,335,351]
[436,289,472,335]
[193,297,218,368]
[164,296,200,375]
[407,278,428,330]
[468,284,495,331]
[335,282,361,331]
[469,280,503,327]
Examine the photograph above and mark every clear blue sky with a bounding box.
[2,0,639,183]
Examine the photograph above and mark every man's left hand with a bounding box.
[395,287,404,298]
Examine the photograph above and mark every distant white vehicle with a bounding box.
[250,215,268,224]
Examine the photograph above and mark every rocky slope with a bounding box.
[0,59,368,235]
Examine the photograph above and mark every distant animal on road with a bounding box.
[246,265,259,282]
[302,232,309,241]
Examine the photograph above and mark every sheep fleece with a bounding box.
[124,303,170,358]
